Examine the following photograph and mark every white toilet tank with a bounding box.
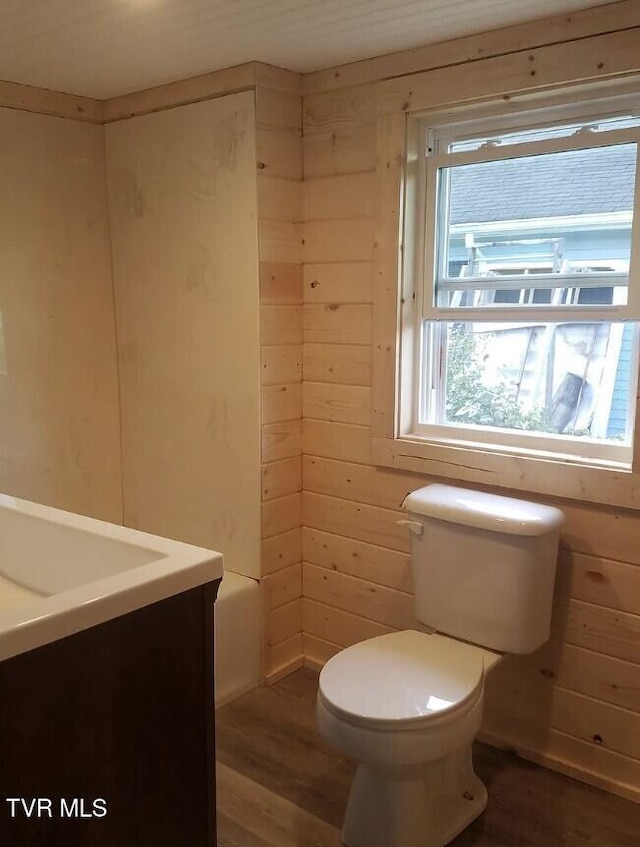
[402,484,564,654]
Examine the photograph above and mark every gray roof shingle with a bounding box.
[450,144,635,225]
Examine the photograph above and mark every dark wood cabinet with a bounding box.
[0,581,220,846]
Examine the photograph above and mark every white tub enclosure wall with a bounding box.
[105,92,262,578]
[0,108,122,523]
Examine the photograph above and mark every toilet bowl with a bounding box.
[315,484,564,847]
[317,630,500,847]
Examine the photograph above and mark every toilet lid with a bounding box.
[319,631,485,727]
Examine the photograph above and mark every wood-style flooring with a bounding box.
[215,668,639,847]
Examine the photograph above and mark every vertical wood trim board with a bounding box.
[257,73,305,681]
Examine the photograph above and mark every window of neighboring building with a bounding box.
[405,105,640,469]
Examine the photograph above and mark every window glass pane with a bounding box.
[449,114,640,153]
[435,143,635,308]
[429,320,633,444]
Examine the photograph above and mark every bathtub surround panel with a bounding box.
[256,74,305,682]
[106,92,262,578]
[301,14,640,803]
[214,571,261,706]
[0,108,122,522]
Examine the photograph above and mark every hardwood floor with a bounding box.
[215,668,639,847]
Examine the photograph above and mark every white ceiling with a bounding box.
[0,0,616,100]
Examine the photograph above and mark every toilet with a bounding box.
[316,483,564,847]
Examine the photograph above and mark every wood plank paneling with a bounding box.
[266,599,303,645]
[302,634,342,668]
[485,658,640,761]
[304,562,415,630]
[553,596,640,664]
[263,493,302,541]
[257,176,303,222]
[303,125,377,178]
[254,64,302,97]
[103,62,256,122]
[303,455,420,509]
[0,80,102,123]
[304,219,374,263]
[303,420,372,466]
[303,343,372,386]
[298,14,640,805]
[302,527,412,593]
[259,220,303,264]
[303,598,393,646]
[304,262,373,304]
[377,29,640,116]
[264,563,303,611]
[257,128,302,180]
[262,383,302,425]
[261,346,302,385]
[265,636,305,684]
[256,79,304,681]
[526,638,640,713]
[303,382,371,426]
[262,419,302,463]
[262,527,303,573]
[261,457,301,501]
[261,305,303,346]
[480,715,640,804]
[304,84,377,135]
[559,502,640,566]
[262,420,302,464]
[262,528,302,576]
[302,1,640,94]
[260,262,303,304]
[256,88,302,130]
[303,303,373,345]
[303,491,409,553]
[555,550,640,614]
[304,172,376,220]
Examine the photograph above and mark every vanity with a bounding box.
[0,494,223,846]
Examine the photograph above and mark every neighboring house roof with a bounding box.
[450,144,635,225]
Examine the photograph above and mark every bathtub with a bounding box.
[214,569,261,706]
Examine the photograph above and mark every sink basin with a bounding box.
[0,492,223,662]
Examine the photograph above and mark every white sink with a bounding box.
[0,493,223,661]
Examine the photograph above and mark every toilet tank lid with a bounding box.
[402,484,564,537]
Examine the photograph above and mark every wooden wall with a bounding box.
[1,5,638,800]
[300,6,640,803]
[255,69,305,682]
[0,107,122,522]
[105,92,263,577]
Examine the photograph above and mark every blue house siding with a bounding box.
[607,322,635,438]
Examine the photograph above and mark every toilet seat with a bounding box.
[319,630,487,731]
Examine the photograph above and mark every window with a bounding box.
[406,105,640,469]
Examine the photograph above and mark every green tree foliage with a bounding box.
[445,323,547,430]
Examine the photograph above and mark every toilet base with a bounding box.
[342,746,487,847]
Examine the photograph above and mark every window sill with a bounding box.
[371,434,640,510]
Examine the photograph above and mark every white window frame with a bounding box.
[371,79,640,509]
[420,121,640,323]
[409,107,640,467]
